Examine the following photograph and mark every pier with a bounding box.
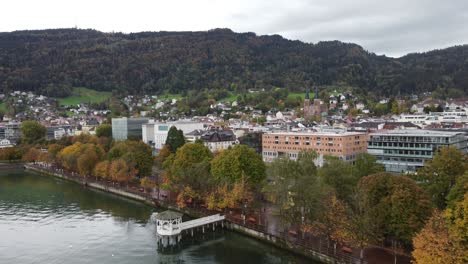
[153,211,225,247]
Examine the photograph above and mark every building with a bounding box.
[304,88,327,120]
[238,131,263,154]
[142,121,206,150]
[200,127,238,152]
[262,130,368,166]
[46,125,73,140]
[368,130,468,173]
[0,122,21,143]
[112,117,149,141]
[0,138,13,148]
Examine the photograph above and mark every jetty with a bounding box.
[153,210,225,247]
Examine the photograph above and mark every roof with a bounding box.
[370,129,465,137]
[201,129,236,142]
[154,210,183,220]
[265,131,367,136]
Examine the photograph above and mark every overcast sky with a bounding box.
[2,0,468,57]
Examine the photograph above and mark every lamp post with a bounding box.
[242,202,247,225]
[301,206,305,239]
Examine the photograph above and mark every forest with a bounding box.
[0,28,467,98]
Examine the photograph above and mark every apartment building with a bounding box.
[368,130,468,172]
[262,131,368,166]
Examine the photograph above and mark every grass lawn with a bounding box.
[57,87,112,106]
[0,102,6,112]
[219,93,239,102]
[287,92,316,100]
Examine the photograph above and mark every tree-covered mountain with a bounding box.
[0,28,467,97]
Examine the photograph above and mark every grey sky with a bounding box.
[2,0,468,57]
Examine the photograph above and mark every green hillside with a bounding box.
[57,87,111,106]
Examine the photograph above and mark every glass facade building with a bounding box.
[368,130,467,172]
[111,118,149,141]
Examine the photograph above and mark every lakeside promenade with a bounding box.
[24,163,411,264]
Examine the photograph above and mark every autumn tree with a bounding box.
[22,148,41,162]
[0,147,23,161]
[313,192,350,255]
[21,120,46,144]
[110,159,137,186]
[414,146,467,209]
[140,177,156,193]
[165,126,185,153]
[47,144,64,163]
[77,147,100,178]
[155,144,172,167]
[94,160,110,180]
[413,208,467,264]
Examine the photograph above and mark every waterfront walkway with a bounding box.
[26,163,411,264]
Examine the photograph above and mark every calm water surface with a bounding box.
[0,169,313,264]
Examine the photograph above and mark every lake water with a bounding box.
[0,169,314,264]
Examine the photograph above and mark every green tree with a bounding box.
[347,192,381,263]
[108,140,153,177]
[414,146,467,209]
[211,145,266,187]
[21,120,46,144]
[353,153,385,179]
[318,156,355,201]
[95,124,112,138]
[166,142,213,200]
[165,126,185,153]
[358,173,433,244]
[265,151,324,225]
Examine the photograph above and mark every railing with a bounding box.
[179,214,225,230]
[225,214,366,264]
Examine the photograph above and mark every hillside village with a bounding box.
[1,87,468,173]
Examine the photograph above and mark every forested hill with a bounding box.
[0,28,467,97]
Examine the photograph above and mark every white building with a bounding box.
[142,121,206,150]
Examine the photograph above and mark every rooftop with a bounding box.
[369,129,465,137]
[154,210,183,220]
[265,131,367,136]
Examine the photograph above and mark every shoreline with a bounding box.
[24,164,348,264]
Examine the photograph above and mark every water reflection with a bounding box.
[0,169,313,264]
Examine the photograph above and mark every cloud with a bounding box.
[1,0,467,57]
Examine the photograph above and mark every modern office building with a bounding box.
[112,117,149,140]
[262,130,368,166]
[142,121,206,150]
[368,130,468,172]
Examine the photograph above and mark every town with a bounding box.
[1,86,466,263]
[1,88,467,173]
